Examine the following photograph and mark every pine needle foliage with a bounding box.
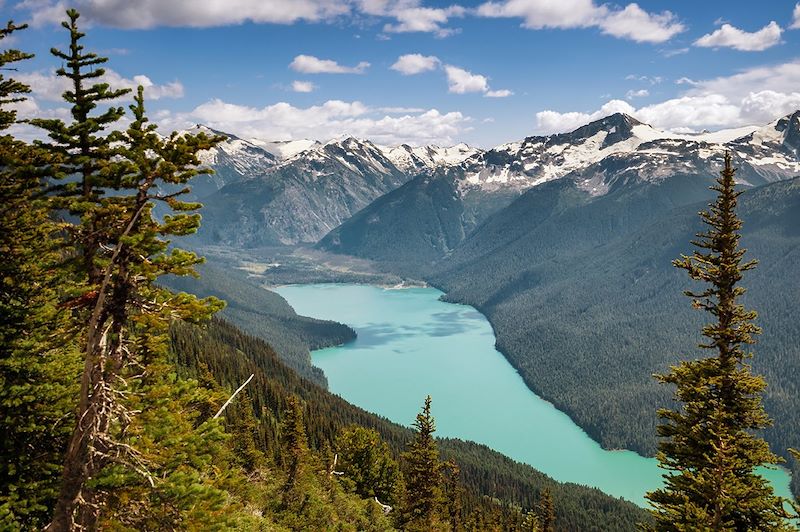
[645,153,792,531]
[0,20,81,530]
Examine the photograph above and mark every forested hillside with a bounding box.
[170,317,650,531]
[433,176,800,495]
[163,263,355,385]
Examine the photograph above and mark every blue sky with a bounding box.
[6,0,800,146]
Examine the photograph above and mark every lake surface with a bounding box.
[275,283,793,507]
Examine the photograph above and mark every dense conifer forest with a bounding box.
[1,7,798,531]
[0,10,652,530]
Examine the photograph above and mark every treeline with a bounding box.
[0,10,649,530]
[171,316,649,530]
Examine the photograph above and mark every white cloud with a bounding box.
[535,99,635,133]
[791,3,800,30]
[383,5,466,37]
[390,53,441,75]
[21,0,467,37]
[290,55,370,74]
[476,0,684,43]
[16,69,184,101]
[21,0,351,28]
[444,65,488,94]
[485,89,513,98]
[694,21,783,52]
[598,4,684,43]
[534,59,800,133]
[156,97,471,145]
[291,80,316,92]
[625,88,649,99]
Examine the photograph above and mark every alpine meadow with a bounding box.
[2,2,800,531]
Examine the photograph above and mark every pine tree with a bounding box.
[336,425,402,506]
[29,11,225,527]
[522,509,542,532]
[401,395,444,531]
[442,459,465,532]
[281,395,309,506]
[536,488,555,532]
[0,21,81,529]
[645,153,791,530]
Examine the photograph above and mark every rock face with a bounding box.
[195,137,479,246]
[316,111,800,265]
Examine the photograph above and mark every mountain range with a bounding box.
[187,110,800,496]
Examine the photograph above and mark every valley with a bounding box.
[185,110,800,502]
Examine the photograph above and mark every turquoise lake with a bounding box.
[274,283,793,507]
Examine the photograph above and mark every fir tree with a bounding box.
[0,20,81,530]
[522,509,542,532]
[336,425,402,506]
[442,459,465,532]
[536,488,555,532]
[645,153,791,530]
[281,395,309,506]
[401,395,444,531]
[30,11,224,526]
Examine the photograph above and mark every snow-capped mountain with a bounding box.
[195,137,415,245]
[181,125,278,197]
[378,143,482,174]
[250,138,321,160]
[317,111,800,265]
[456,112,800,194]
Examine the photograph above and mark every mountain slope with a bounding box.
[162,263,354,385]
[431,177,800,493]
[171,317,650,530]
[188,125,278,198]
[195,137,418,246]
[317,112,800,270]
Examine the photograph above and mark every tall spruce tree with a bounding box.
[645,153,791,530]
[401,395,444,531]
[536,488,555,532]
[0,21,81,529]
[30,11,225,527]
[281,395,310,507]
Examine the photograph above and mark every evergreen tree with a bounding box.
[0,20,81,530]
[442,459,465,532]
[522,509,542,532]
[401,395,444,531]
[536,488,555,532]
[281,395,309,506]
[336,425,402,506]
[30,11,224,527]
[646,153,791,531]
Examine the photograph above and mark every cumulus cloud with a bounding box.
[383,5,466,37]
[534,59,800,133]
[154,98,471,145]
[443,65,512,97]
[390,53,441,75]
[20,0,351,28]
[291,80,316,92]
[290,55,370,74]
[443,65,488,94]
[791,4,800,30]
[16,69,184,101]
[476,0,684,43]
[694,21,783,51]
[21,0,467,37]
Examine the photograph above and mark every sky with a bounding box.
[5,0,800,147]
